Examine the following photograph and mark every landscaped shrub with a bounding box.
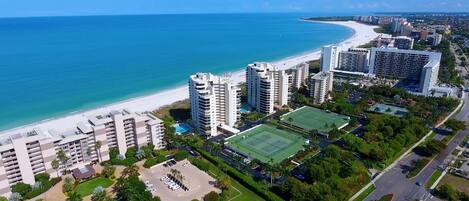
[11,183,31,197]
[203,191,220,201]
[143,154,167,168]
[174,150,189,161]
[125,147,137,158]
[10,174,61,200]
[34,173,50,182]
[190,158,210,171]
[143,158,158,168]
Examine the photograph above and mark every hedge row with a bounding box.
[143,155,166,168]
[191,146,284,201]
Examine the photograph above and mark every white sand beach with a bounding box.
[0,20,379,135]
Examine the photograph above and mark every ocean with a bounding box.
[0,13,353,131]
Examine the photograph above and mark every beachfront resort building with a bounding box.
[0,110,164,196]
[246,62,290,114]
[189,73,240,137]
[83,110,165,160]
[310,71,334,104]
[321,45,340,72]
[319,43,443,97]
[337,48,370,73]
[369,47,441,96]
[285,62,309,90]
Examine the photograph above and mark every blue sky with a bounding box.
[1,0,468,18]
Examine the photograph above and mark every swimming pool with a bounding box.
[173,123,191,135]
[240,104,251,113]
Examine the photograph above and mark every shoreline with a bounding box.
[0,20,379,135]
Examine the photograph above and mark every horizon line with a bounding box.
[0,11,372,19]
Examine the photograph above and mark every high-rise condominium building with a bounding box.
[0,110,164,196]
[246,62,289,114]
[394,36,414,50]
[310,72,334,105]
[320,46,340,72]
[286,62,310,90]
[337,48,370,73]
[189,73,240,136]
[428,34,443,46]
[369,47,441,96]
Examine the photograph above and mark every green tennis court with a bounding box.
[280,106,349,133]
[225,124,306,164]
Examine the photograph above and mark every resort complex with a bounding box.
[0,10,468,201]
[320,44,444,96]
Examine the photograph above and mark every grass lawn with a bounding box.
[425,169,443,188]
[353,184,376,201]
[202,158,264,201]
[437,174,469,194]
[225,124,306,164]
[280,106,349,133]
[74,177,114,197]
[153,99,190,121]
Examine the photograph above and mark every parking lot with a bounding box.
[139,159,220,201]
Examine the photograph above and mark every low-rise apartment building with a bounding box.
[0,110,164,196]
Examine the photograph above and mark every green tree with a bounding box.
[66,191,83,201]
[122,164,139,177]
[308,164,326,182]
[115,175,160,201]
[51,159,60,178]
[216,176,231,192]
[203,191,220,201]
[96,141,103,162]
[57,150,70,175]
[0,196,7,201]
[62,177,74,194]
[436,184,460,201]
[102,165,116,179]
[11,183,31,197]
[91,186,112,201]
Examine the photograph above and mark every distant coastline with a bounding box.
[0,20,378,136]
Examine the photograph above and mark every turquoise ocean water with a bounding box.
[0,13,353,131]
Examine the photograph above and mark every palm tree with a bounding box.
[267,158,274,187]
[57,150,70,175]
[51,159,60,178]
[87,147,92,157]
[96,141,102,162]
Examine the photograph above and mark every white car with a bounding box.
[169,183,179,189]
